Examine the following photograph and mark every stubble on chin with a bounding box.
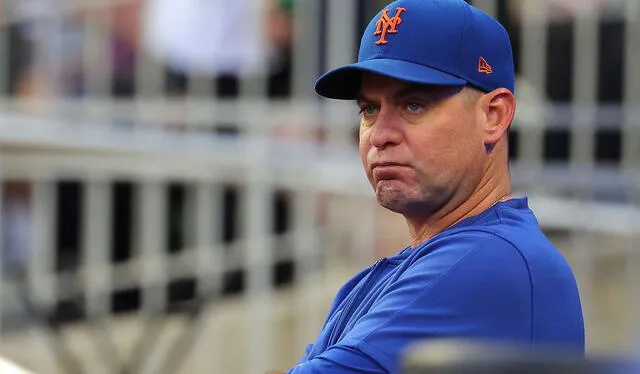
[375,182,444,217]
[375,186,410,214]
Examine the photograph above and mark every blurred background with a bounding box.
[0,0,635,373]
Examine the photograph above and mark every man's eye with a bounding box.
[406,102,424,112]
[360,106,378,115]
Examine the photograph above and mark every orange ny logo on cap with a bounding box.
[374,7,407,45]
[478,56,493,74]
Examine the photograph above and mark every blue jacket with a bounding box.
[288,197,585,373]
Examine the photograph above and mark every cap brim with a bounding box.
[315,59,468,100]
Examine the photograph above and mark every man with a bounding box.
[270,0,585,372]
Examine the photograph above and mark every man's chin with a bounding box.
[376,190,436,217]
[376,192,408,214]
[374,180,406,196]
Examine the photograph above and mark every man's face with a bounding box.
[357,73,488,217]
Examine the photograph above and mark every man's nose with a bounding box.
[369,108,403,149]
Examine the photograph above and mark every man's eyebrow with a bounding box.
[355,93,373,104]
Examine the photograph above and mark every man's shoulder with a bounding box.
[390,232,535,318]
[421,206,559,265]
[417,227,523,262]
[407,222,573,293]
[411,229,527,272]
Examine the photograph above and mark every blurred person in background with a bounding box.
[6,0,299,312]
[140,0,297,293]
[12,0,294,99]
[268,0,584,372]
[141,0,292,98]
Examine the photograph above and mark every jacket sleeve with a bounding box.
[287,344,387,374]
[288,235,532,374]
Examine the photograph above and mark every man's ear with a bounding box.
[479,88,516,145]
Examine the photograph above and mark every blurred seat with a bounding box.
[402,339,638,374]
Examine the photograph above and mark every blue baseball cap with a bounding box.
[315,0,515,100]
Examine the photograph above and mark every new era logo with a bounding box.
[478,57,493,74]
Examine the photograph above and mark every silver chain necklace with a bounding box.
[490,192,512,208]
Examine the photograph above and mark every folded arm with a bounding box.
[285,238,532,373]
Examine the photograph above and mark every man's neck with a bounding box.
[406,181,512,248]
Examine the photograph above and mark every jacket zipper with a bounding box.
[327,258,388,346]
